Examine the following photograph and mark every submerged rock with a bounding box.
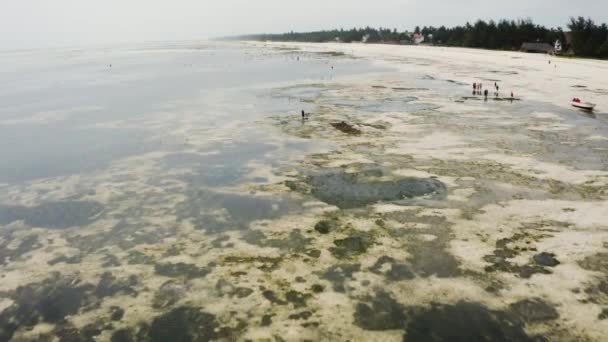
[314,220,338,234]
[330,236,371,259]
[533,253,560,267]
[331,121,361,135]
[404,301,538,341]
[354,291,542,340]
[0,274,95,341]
[95,272,138,298]
[306,169,447,209]
[153,281,187,309]
[154,262,211,279]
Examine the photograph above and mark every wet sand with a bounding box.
[1,42,608,341]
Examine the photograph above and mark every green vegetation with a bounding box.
[237,27,408,44]
[567,17,608,58]
[233,17,608,59]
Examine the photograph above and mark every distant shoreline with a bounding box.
[237,40,608,63]
[230,17,608,60]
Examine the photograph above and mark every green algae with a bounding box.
[509,299,560,323]
[154,262,211,279]
[305,169,447,209]
[321,264,361,293]
[330,236,372,259]
[0,233,41,265]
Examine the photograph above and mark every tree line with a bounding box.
[233,17,608,59]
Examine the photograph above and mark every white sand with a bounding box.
[256,41,608,112]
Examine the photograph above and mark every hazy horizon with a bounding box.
[2,0,608,50]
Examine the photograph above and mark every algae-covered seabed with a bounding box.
[1,43,608,341]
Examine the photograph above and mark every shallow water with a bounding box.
[1,42,608,341]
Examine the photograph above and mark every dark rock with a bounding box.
[331,121,362,135]
[533,253,560,267]
[314,220,337,234]
[110,306,125,321]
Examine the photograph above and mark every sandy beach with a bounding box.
[1,41,608,341]
[266,42,608,112]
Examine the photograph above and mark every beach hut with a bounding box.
[521,42,555,54]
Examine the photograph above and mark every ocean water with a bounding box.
[0,42,398,341]
[0,43,386,184]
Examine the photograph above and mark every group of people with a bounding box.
[472,82,487,96]
[473,81,514,99]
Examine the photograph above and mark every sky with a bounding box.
[1,0,607,49]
